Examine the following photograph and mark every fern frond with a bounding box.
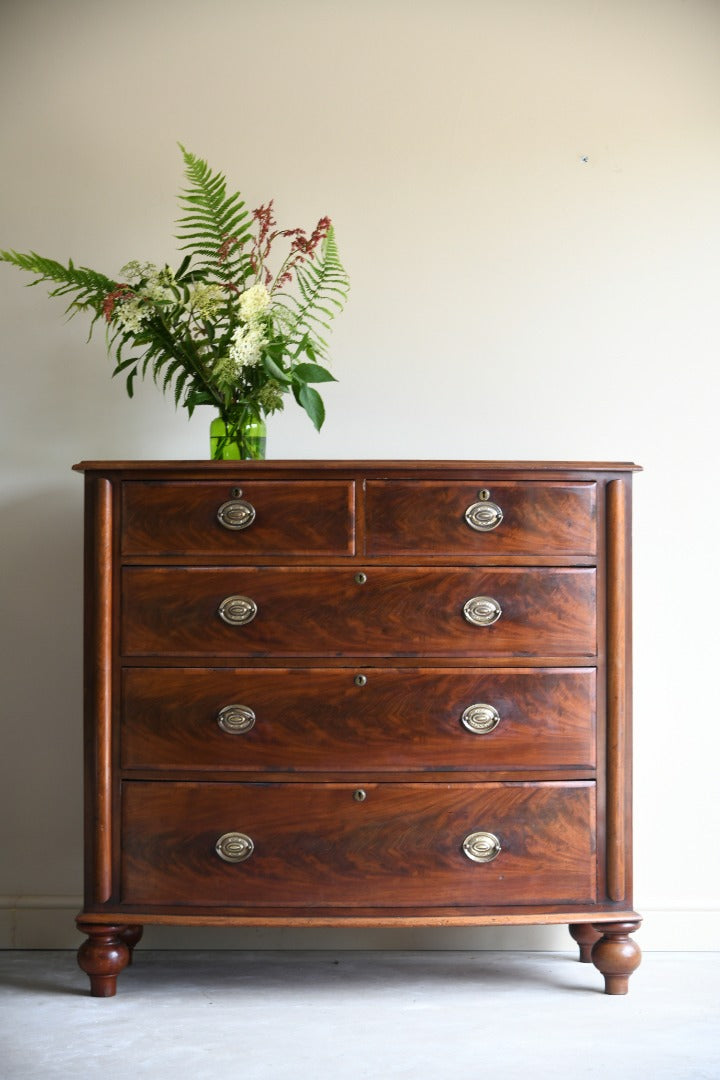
[274,226,349,358]
[176,145,253,285]
[0,249,115,316]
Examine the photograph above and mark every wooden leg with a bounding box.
[568,923,602,963]
[591,921,642,995]
[117,924,144,965]
[76,922,131,997]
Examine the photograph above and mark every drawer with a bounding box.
[121,567,596,657]
[121,480,355,557]
[366,481,597,556]
[121,667,596,772]
[121,781,597,907]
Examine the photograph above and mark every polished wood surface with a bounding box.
[90,478,113,904]
[366,481,597,556]
[121,566,597,657]
[122,479,355,557]
[76,461,640,995]
[121,781,596,908]
[74,459,642,473]
[591,920,642,995]
[121,667,596,772]
[606,479,629,901]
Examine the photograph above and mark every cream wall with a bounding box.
[1,0,718,951]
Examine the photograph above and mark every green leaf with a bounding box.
[174,254,193,280]
[299,385,325,431]
[261,353,292,385]
[293,363,337,383]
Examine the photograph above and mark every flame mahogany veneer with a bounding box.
[73,460,641,997]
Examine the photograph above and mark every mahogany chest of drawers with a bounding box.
[73,460,641,996]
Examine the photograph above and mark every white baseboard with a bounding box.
[0,898,717,950]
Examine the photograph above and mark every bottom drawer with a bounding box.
[121,781,596,908]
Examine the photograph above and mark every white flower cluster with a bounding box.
[113,262,176,331]
[188,282,226,319]
[119,260,156,282]
[229,321,267,369]
[113,297,149,333]
[238,283,270,321]
[228,284,271,370]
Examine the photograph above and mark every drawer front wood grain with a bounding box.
[121,480,355,557]
[121,781,597,907]
[366,481,597,556]
[121,567,597,658]
[121,667,596,772]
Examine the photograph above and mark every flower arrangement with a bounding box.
[0,145,350,458]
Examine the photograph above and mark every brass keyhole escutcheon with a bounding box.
[354,674,367,687]
[355,572,367,585]
[353,789,367,802]
[231,488,242,498]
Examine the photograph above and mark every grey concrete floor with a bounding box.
[0,950,718,1079]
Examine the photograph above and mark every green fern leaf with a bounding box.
[176,146,253,285]
[0,249,115,319]
[274,226,349,358]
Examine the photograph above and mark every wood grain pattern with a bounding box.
[121,480,355,557]
[75,461,639,996]
[121,667,596,772]
[366,481,597,556]
[120,781,596,908]
[121,566,597,658]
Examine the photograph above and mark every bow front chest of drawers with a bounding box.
[73,460,642,996]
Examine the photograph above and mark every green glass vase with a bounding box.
[210,412,267,460]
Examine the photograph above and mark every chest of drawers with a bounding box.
[73,460,641,996]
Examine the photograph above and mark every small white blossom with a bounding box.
[188,282,226,319]
[114,297,150,333]
[139,282,173,305]
[229,321,267,369]
[238,283,270,322]
[119,260,155,282]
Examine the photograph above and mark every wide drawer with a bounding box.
[121,567,597,657]
[365,481,597,556]
[121,480,355,557]
[121,667,596,772]
[120,781,597,907]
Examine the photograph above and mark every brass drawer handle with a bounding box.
[463,596,502,626]
[465,490,503,532]
[461,703,500,734]
[462,831,502,863]
[215,832,254,863]
[217,704,256,734]
[218,595,258,626]
[217,496,256,531]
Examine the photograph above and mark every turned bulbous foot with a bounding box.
[116,924,143,965]
[77,923,131,997]
[569,923,602,963]
[591,921,642,995]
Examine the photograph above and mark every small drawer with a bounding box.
[121,781,597,907]
[121,667,596,772]
[121,480,355,557]
[121,566,597,658]
[365,481,597,556]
